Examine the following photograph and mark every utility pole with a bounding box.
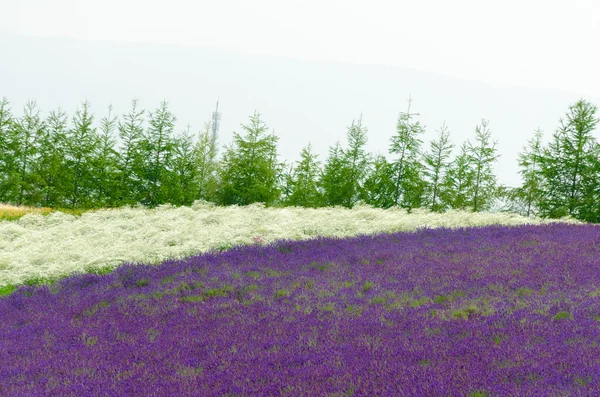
[404,94,420,125]
[211,99,221,147]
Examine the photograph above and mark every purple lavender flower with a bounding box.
[1,224,600,396]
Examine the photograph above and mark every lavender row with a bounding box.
[1,223,600,396]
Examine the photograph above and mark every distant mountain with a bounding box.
[1,31,598,187]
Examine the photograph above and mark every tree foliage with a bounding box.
[361,154,396,208]
[95,105,120,207]
[117,99,146,205]
[389,98,425,209]
[63,101,98,208]
[320,141,348,207]
[169,126,200,206]
[14,101,45,205]
[36,109,68,207]
[141,101,176,206]
[341,117,370,208]
[0,98,19,202]
[286,144,322,207]
[504,128,544,217]
[422,123,453,212]
[537,99,600,221]
[0,96,598,223]
[217,112,281,206]
[441,143,474,210]
[320,117,370,208]
[467,119,499,212]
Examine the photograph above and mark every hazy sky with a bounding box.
[4,0,600,96]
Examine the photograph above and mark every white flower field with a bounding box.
[0,201,577,287]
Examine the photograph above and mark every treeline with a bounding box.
[0,97,599,222]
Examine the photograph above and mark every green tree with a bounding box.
[63,101,98,208]
[0,98,19,203]
[320,118,370,208]
[14,101,45,205]
[422,122,454,212]
[360,154,396,208]
[217,111,281,206]
[117,99,146,205]
[441,143,474,210]
[169,125,200,205]
[579,153,600,222]
[36,109,69,207]
[389,97,425,209]
[537,99,600,221]
[140,101,176,206]
[467,119,499,212]
[286,143,322,207]
[280,163,295,204]
[507,128,544,217]
[94,105,121,207]
[341,117,370,208]
[320,141,349,207]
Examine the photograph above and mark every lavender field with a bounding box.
[2,223,600,396]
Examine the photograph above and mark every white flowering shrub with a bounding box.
[0,202,578,286]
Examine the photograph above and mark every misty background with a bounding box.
[1,29,599,188]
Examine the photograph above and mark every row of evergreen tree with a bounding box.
[0,97,598,222]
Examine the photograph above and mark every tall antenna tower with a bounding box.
[211,99,221,146]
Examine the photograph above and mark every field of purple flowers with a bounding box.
[2,223,600,396]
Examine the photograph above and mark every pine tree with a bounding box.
[537,99,600,221]
[467,119,499,212]
[579,153,600,223]
[341,117,370,208]
[286,143,322,207]
[320,141,350,207]
[280,163,295,205]
[402,159,428,210]
[63,101,98,208]
[422,122,454,212]
[508,128,544,217]
[360,154,396,208]
[36,109,68,207]
[217,112,281,206]
[94,105,120,207]
[14,101,45,205]
[0,98,18,203]
[141,101,176,207]
[389,97,425,208]
[117,99,146,205]
[170,125,200,205]
[441,143,474,210]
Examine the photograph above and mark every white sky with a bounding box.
[4,0,600,97]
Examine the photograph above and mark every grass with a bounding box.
[553,311,572,320]
[0,202,88,221]
[0,284,16,298]
[0,203,54,220]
